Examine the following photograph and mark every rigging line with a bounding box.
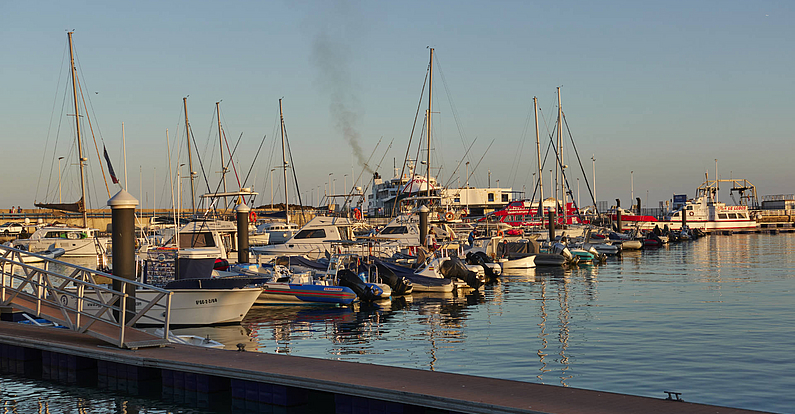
[241,134,268,192]
[42,77,72,203]
[188,122,212,208]
[442,137,478,189]
[562,112,598,213]
[76,75,111,198]
[545,122,585,222]
[282,126,306,224]
[509,101,534,187]
[37,41,70,204]
[346,138,384,212]
[466,139,496,194]
[398,67,429,196]
[222,130,243,189]
[434,52,471,164]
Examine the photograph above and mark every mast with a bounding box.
[557,87,565,225]
[68,31,88,228]
[426,48,433,202]
[216,101,227,194]
[279,99,290,224]
[184,97,196,212]
[534,96,544,225]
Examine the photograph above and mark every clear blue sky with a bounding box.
[2,0,793,211]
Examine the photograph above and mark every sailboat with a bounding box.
[15,32,109,258]
[254,99,300,243]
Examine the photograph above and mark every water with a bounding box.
[2,233,794,413]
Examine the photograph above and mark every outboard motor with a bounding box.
[337,269,382,302]
[438,257,483,289]
[372,262,413,295]
[465,251,497,280]
[550,242,576,263]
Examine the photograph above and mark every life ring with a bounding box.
[445,211,454,221]
[249,211,257,222]
[688,211,694,217]
[497,230,504,237]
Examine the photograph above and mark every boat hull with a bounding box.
[63,287,262,326]
[257,283,356,305]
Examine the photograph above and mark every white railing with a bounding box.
[0,244,171,349]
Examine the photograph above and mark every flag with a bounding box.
[103,146,119,184]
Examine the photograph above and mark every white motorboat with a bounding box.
[255,221,299,245]
[12,226,108,258]
[250,216,362,261]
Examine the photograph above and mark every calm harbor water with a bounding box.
[2,233,793,413]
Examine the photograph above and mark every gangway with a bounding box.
[0,245,171,349]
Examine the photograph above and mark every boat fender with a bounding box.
[249,211,257,222]
[214,258,229,271]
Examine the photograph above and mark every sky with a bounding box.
[2,0,793,211]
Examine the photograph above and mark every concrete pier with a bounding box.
[0,321,763,414]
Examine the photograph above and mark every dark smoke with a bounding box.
[310,11,374,174]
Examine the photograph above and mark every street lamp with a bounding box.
[630,170,634,206]
[328,173,333,207]
[58,156,64,203]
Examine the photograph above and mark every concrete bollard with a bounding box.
[235,203,250,264]
[108,189,138,318]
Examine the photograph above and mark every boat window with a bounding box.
[686,206,693,210]
[729,213,738,219]
[718,213,728,219]
[488,193,495,202]
[740,213,748,219]
[45,231,67,238]
[454,197,460,203]
[294,228,327,239]
[178,232,215,248]
[502,193,509,202]
[381,226,408,235]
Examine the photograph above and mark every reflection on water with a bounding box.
[0,374,214,413]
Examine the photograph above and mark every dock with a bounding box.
[0,321,764,414]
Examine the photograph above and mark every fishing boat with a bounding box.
[610,177,758,232]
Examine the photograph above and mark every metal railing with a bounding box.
[0,244,171,349]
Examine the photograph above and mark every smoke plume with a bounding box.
[310,6,374,174]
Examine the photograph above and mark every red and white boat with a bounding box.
[611,180,757,232]
[478,199,588,228]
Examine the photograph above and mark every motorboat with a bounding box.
[12,226,108,258]
[250,216,360,261]
[255,221,299,245]
[228,262,358,306]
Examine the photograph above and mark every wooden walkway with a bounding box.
[0,321,765,414]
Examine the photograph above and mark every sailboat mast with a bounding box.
[67,31,88,228]
[184,97,196,212]
[426,48,433,202]
[557,87,565,225]
[279,99,290,224]
[216,101,227,195]
[534,96,544,225]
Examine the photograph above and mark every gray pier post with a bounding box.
[548,209,556,241]
[108,189,138,318]
[418,205,430,248]
[236,203,250,264]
